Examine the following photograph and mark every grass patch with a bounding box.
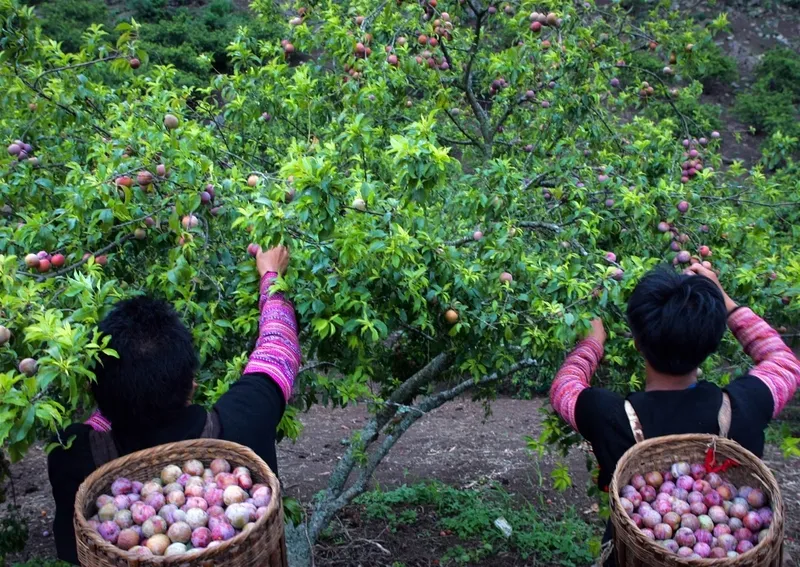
[353,481,600,566]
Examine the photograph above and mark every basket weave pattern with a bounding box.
[74,439,288,567]
[609,434,784,567]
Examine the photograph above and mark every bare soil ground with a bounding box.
[4,398,799,566]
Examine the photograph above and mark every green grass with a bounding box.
[352,481,600,566]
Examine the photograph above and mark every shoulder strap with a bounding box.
[89,429,120,468]
[624,400,645,444]
[717,392,732,438]
[201,410,221,439]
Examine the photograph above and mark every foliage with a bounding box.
[0,506,28,564]
[29,0,108,53]
[354,481,598,565]
[0,0,798,562]
[735,89,798,136]
[735,47,800,142]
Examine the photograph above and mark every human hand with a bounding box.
[257,245,290,277]
[586,318,607,347]
[684,262,738,312]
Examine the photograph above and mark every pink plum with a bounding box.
[694,542,711,558]
[185,496,208,511]
[653,499,672,516]
[114,510,133,529]
[640,485,657,503]
[185,483,204,498]
[96,494,114,509]
[642,510,662,529]
[132,504,156,525]
[140,482,163,499]
[729,517,744,531]
[186,508,209,530]
[215,472,238,489]
[671,500,690,516]
[165,542,187,556]
[660,540,679,553]
[631,513,643,528]
[675,528,695,548]
[708,506,728,524]
[98,521,120,544]
[167,521,192,544]
[192,526,212,548]
[166,490,186,507]
[117,528,140,550]
[205,487,224,507]
[743,511,763,532]
[676,476,694,491]
[698,515,714,532]
[706,473,722,488]
[128,545,152,556]
[146,534,170,556]
[690,502,707,516]
[757,507,773,527]
[208,505,225,518]
[142,516,167,538]
[223,485,248,506]
[210,459,231,475]
[631,474,646,490]
[98,503,118,522]
[710,547,728,558]
[677,547,694,557]
[653,523,673,540]
[640,528,655,539]
[671,462,691,478]
[225,503,251,529]
[144,492,165,511]
[736,540,754,554]
[730,502,749,519]
[747,489,766,508]
[718,533,737,551]
[680,514,700,531]
[620,498,634,515]
[662,512,681,531]
[183,459,204,476]
[659,481,675,495]
[689,463,705,480]
[694,529,713,545]
[211,520,236,542]
[644,471,664,488]
[113,495,131,510]
[161,465,182,485]
[713,524,732,537]
[112,478,134,496]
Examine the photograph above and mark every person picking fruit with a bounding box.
[549,263,799,565]
[47,245,299,565]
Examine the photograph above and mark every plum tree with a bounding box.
[0,1,798,564]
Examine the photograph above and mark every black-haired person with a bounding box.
[549,263,798,560]
[47,245,300,565]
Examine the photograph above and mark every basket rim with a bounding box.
[608,433,784,566]
[73,438,283,564]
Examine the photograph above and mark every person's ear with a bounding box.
[188,380,198,405]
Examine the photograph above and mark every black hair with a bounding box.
[92,296,198,429]
[627,266,727,376]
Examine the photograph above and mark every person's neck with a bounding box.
[644,362,698,391]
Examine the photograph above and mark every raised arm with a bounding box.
[728,307,799,418]
[684,263,798,418]
[550,319,606,430]
[242,246,301,402]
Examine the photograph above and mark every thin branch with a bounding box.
[518,221,562,233]
[33,54,123,90]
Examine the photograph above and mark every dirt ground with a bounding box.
[4,397,799,566]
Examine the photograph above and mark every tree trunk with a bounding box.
[285,522,313,567]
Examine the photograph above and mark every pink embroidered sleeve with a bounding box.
[550,338,605,431]
[728,307,799,418]
[242,272,302,403]
[84,409,112,432]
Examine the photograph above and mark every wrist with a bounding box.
[724,296,739,313]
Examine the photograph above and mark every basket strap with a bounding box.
[88,429,120,468]
[717,392,732,438]
[624,400,645,444]
[200,410,221,439]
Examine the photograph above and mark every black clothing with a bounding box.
[48,374,285,565]
[575,376,774,566]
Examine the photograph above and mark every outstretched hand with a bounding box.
[256,245,290,277]
[586,318,607,347]
[683,262,738,312]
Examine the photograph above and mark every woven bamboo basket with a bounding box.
[609,434,784,567]
[74,439,288,567]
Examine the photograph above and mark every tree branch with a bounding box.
[33,55,124,90]
[518,221,562,233]
[307,357,538,542]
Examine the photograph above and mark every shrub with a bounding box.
[735,88,798,135]
[753,48,800,101]
[31,0,107,53]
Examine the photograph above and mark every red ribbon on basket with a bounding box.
[704,446,739,474]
